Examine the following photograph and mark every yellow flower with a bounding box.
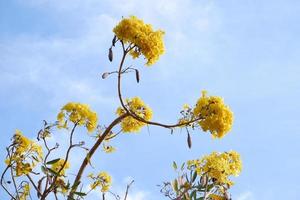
[89,171,112,193]
[113,16,165,65]
[6,130,43,176]
[57,102,98,132]
[183,104,190,110]
[51,159,70,176]
[116,97,153,133]
[103,144,116,153]
[188,151,242,186]
[19,183,30,200]
[193,91,233,138]
[209,194,226,200]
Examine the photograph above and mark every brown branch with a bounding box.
[124,180,134,200]
[1,165,16,200]
[26,174,42,197]
[68,114,128,200]
[41,123,78,199]
[117,44,203,129]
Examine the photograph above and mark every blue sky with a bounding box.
[1,0,300,199]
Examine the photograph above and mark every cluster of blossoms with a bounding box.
[113,16,165,65]
[5,130,43,176]
[193,91,233,138]
[208,194,227,200]
[187,151,242,186]
[50,158,70,176]
[116,97,153,132]
[88,172,112,192]
[57,102,98,132]
[19,183,30,200]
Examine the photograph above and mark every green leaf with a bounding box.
[192,171,197,182]
[172,161,178,170]
[190,190,197,200]
[181,162,185,170]
[41,166,47,174]
[173,179,178,192]
[74,192,87,197]
[32,156,39,162]
[46,158,61,165]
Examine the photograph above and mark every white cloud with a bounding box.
[237,191,255,200]
[1,0,219,109]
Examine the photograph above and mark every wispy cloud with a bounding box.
[237,191,254,200]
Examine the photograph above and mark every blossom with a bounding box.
[57,102,98,132]
[103,144,116,153]
[193,91,233,138]
[188,151,242,186]
[19,183,30,200]
[50,159,70,176]
[113,16,165,65]
[116,97,153,133]
[88,171,112,192]
[5,130,43,176]
[209,194,226,200]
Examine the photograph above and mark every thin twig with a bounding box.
[124,180,134,200]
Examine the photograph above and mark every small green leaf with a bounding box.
[74,192,87,197]
[190,190,197,200]
[173,179,178,192]
[172,161,177,170]
[181,162,185,170]
[192,171,197,182]
[41,166,47,174]
[46,158,60,165]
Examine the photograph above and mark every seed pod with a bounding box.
[108,47,113,62]
[135,69,140,83]
[187,132,192,149]
[102,72,109,79]
[112,35,117,47]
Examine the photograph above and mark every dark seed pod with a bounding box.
[187,132,192,149]
[112,35,117,47]
[135,69,140,83]
[102,72,109,79]
[108,47,113,62]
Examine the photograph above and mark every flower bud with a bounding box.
[102,72,109,79]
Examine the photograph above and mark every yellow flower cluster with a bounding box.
[5,130,43,176]
[193,91,233,138]
[57,102,98,132]
[209,194,226,200]
[113,16,165,65]
[116,97,153,133]
[19,183,30,200]
[88,171,112,192]
[188,151,242,186]
[51,159,70,176]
